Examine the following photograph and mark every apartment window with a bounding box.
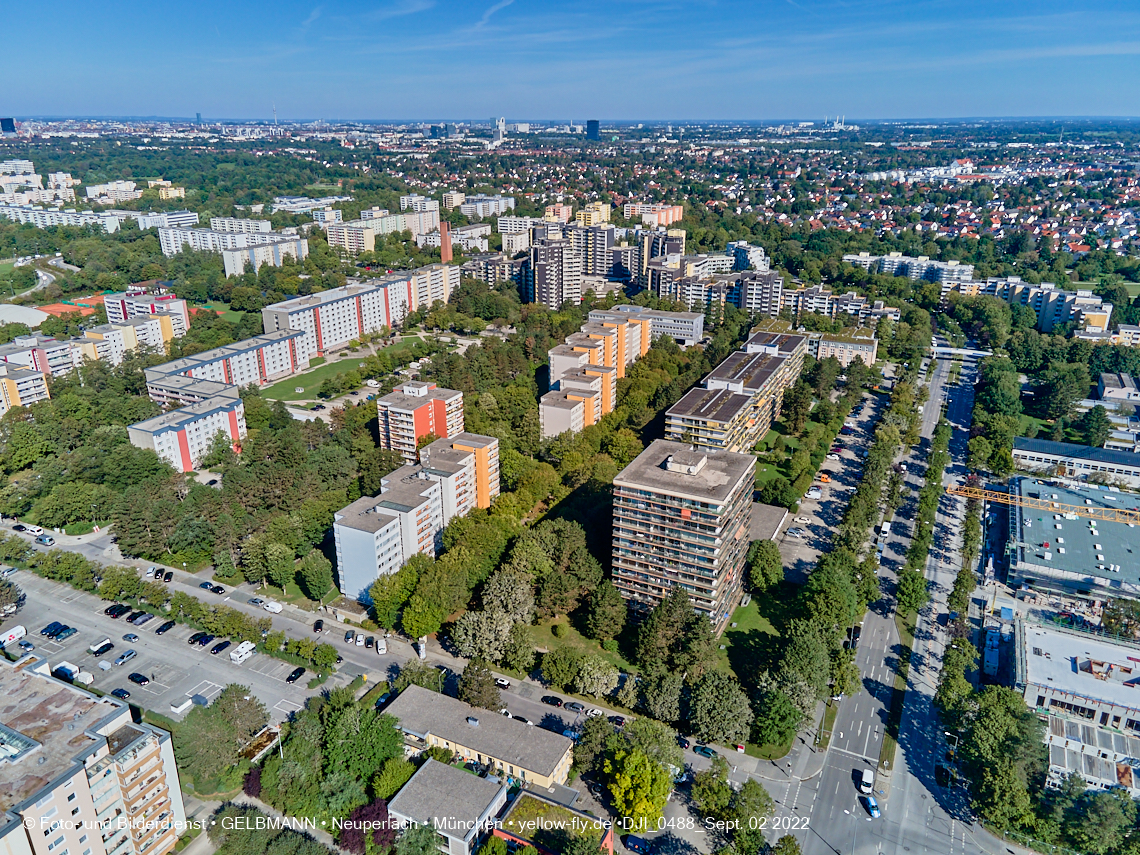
[67,793,76,803]
[79,836,87,844]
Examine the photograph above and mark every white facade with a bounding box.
[137,210,200,229]
[222,237,309,276]
[497,215,546,234]
[400,194,440,213]
[103,291,190,335]
[459,195,515,218]
[0,204,123,232]
[157,226,295,257]
[209,217,274,234]
[128,395,246,473]
[409,263,460,311]
[84,180,142,202]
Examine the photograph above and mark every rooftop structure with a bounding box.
[1012,438,1140,490]
[387,759,508,855]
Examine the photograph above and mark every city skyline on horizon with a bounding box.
[4,0,1140,121]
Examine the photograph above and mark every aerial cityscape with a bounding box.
[1,4,1140,855]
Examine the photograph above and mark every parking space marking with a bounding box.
[274,699,303,715]
[185,680,223,700]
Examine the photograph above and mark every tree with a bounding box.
[174,684,268,786]
[501,622,536,673]
[1040,362,1091,421]
[746,540,783,592]
[458,659,502,710]
[400,594,446,639]
[1066,789,1137,855]
[393,660,443,692]
[1078,404,1112,448]
[640,672,683,724]
[781,382,813,435]
[575,655,620,698]
[396,822,441,855]
[585,579,627,641]
[542,647,581,691]
[264,542,295,592]
[451,610,513,662]
[340,799,397,854]
[731,779,776,854]
[966,436,993,471]
[372,756,416,800]
[690,672,752,744]
[896,568,929,616]
[604,748,672,827]
[636,586,694,675]
[621,718,683,770]
[691,755,732,820]
[481,564,535,623]
[563,837,603,855]
[772,836,802,855]
[369,560,420,629]
[751,689,803,748]
[297,549,333,601]
[572,715,614,774]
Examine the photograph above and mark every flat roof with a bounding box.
[705,350,785,392]
[384,685,573,776]
[1022,622,1140,713]
[0,661,118,812]
[387,759,505,833]
[1013,478,1140,587]
[613,439,753,504]
[334,495,398,534]
[667,386,750,422]
[540,392,582,411]
[589,305,702,322]
[147,330,303,379]
[265,278,410,313]
[128,394,242,434]
[1013,438,1140,470]
[447,432,497,450]
[751,502,789,542]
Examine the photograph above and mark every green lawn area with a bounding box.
[247,577,335,610]
[880,610,917,774]
[261,356,357,401]
[0,259,14,276]
[1018,414,1050,437]
[529,616,636,674]
[63,519,111,536]
[718,596,780,676]
[753,461,783,487]
[194,301,244,324]
[816,699,840,750]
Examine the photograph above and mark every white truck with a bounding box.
[230,640,257,665]
[0,624,26,647]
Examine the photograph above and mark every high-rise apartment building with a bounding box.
[0,364,50,415]
[136,211,200,230]
[76,316,178,366]
[0,659,187,855]
[497,216,547,235]
[400,194,441,214]
[157,227,295,258]
[261,276,415,358]
[210,217,274,234]
[127,392,246,473]
[524,238,582,309]
[85,180,142,203]
[0,334,82,377]
[442,192,466,210]
[574,202,610,226]
[333,432,498,601]
[624,203,684,228]
[564,224,615,276]
[459,196,515,218]
[544,203,573,224]
[221,238,309,277]
[102,290,190,337]
[586,120,600,140]
[376,381,465,463]
[611,440,754,632]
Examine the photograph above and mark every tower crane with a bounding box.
[946,484,1140,525]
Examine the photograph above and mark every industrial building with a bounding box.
[1012,439,1140,489]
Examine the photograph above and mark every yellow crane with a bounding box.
[946,484,1140,525]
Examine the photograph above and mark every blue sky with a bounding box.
[6,0,1140,121]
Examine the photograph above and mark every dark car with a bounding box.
[210,640,231,655]
[313,619,324,634]
[127,673,150,686]
[103,605,123,616]
[541,696,563,707]
[286,667,306,684]
[12,524,26,532]
[344,630,356,643]
[107,604,131,619]
[210,585,225,595]
[55,627,78,641]
[693,745,717,759]
[90,641,114,657]
[678,736,691,750]
[609,715,626,729]
[40,621,63,636]
[198,582,213,591]
[155,620,176,635]
[196,634,215,647]
[845,624,862,651]
[163,571,173,582]
[565,702,585,714]
[110,688,131,700]
[125,611,145,623]
[44,624,70,639]
[188,632,207,645]
[624,836,652,854]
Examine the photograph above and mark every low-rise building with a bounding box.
[493,791,613,855]
[1012,438,1140,490]
[385,685,575,787]
[1098,373,1140,404]
[0,658,187,855]
[388,759,508,855]
[376,381,465,463]
[810,328,878,367]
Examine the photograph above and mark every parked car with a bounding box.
[125,611,145,623]
[106,605,131,618]
[609,715,626,729]
[163,571,173,582]
[794,516,811,524]
[624,836,652,854]
[196,634,215,647]
[155,620,176,635]
[123,634,139,642]
[132,613,155,626]
[210,585,225,595]
[494,678,511,689]
[512,715,534,726]
[55,627,78,641]
[12,524,26,532]
[565,702,585,713]
[248,598,265,606]
[787,527,807,538]
[313,619,324,633]
[355,634,365,647]
[18,639,33,652]
[827,453,841,461]
[114,650,137,666]
[110,688,131,700]
[541,696,563,707]
[188,632,207,645]
[693,745,717,759]
[34,535,54,546]
[345,630,356,643]
[677,736,691,750]
[41,621,63,636]
[145,567,156,578]
[286,667,306,684]
[211,641,231,655]
[198,582,213,591]
[127,673,150,686]
[586,707,604,717]
[806,488,823,499]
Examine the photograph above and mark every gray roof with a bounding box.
[613,439,754,504]
[386,759,506,837]
[1014,437,1140,470]
[385,685,573,776]
[751,502,789,541]
[334,495,398,533]
[667,386,750,422]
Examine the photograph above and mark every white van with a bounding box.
[24,525,43,536]
[375,636,386,655]
[263,601,283,614]
[860,768,874,794]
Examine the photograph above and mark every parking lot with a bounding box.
[10,571,367,722]
[776,391,886,581]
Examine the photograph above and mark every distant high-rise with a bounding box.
[586,119,600,140]
[195,112,202,124]
[0,118,15,136]
[440,221,453,265]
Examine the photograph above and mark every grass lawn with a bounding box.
[250,578,333,610]
[529,616,636,674]
[305,183,342,192]
[718,596,780,676]
[261,355,367,401]
[816,699,840,750]
[502,793,606,844]
[1018,414,1050,438]
[63,519,111,536]
[0,259,14,276]
[753,461,784,487]
[194,302,244,324]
